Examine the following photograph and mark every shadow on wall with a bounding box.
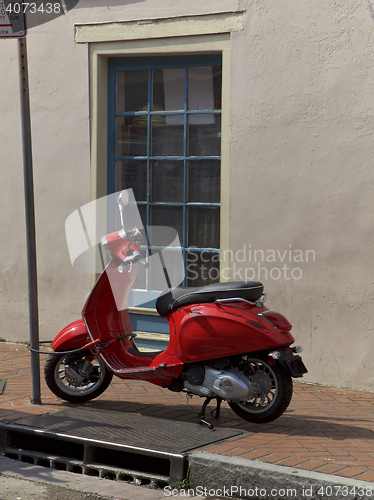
[366,0,374,20]
[17,0,146,31]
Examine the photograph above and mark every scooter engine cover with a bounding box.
[185,364,205,386]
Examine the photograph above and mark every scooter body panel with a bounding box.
[163,302,295,364]
[51,319,89,351]
[45,192,307,424]
[80,260,185,383]
[55,224,298,389]
[83,260,134,338]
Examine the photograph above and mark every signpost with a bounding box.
[1,4,41,404]
[0,1,26,37]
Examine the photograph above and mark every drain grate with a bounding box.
[0,408,243,486]
[3,447,166,488]
[0,425,180,486]
[14,407,242,453]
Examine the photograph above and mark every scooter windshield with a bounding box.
[64,189,184,310]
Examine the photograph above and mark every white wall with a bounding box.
[230,0,374,390]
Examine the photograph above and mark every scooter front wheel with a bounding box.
[44,350,113,403]
[228,357,293,423]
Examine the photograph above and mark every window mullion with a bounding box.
[146,68,152,291]
[182,67,189,285]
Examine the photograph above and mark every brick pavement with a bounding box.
[0,343,373,483]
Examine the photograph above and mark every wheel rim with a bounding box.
[236,358,278,414]
[54,354,106,396]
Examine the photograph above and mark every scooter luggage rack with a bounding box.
[215,293,267,309]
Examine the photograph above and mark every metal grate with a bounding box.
[0,408,243,486]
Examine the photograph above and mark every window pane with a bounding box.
[138,205,147,230]
[188,160,220,203]
[116,70,148,112]
[212,66,222,110]
[133,249,147,289]
[151,206,183,244]
[115,117,147,157]
[115,160,147,202]
[150,249,183,290]
[152,68,185,111]
[188,114,221,156]
[188,206,220,249]
[188,66,221,111]
[151,117,184,156]
[111,57,222,290]
[151,160,184,203]
[186,251,220,287]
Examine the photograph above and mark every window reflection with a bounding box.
[113,60,222,287]
[186,251,220,287]
[188,160,220,203]
[115,160,147,202]
[116,70,148,112]
[188,206,220,249]
[115,116,147,157]
[151,161,184,203]
[188,66,222,110]
[152,68,185,111]
[151,206,183,245]
[151,115,184,156]
[189,115,221,157]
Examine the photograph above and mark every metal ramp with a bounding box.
[0,407,243,486]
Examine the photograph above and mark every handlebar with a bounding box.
[122,254,149,268]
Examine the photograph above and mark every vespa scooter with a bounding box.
[44,191,307,427]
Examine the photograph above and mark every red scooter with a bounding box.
[44,191,307,428]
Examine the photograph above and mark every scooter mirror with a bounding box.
[117,190,129,207]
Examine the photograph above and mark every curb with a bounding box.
[0,455,168,500]
[188,452,374,499]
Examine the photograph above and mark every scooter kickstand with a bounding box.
[198,397,214,430]
[211,397,222,419]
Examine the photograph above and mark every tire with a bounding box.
[228,357,293,423]
[44,350,113,403]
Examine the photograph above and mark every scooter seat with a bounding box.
[156,281,264,318]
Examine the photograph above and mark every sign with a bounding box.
[0,1,26,37]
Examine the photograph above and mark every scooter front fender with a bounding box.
[51,319,89,351]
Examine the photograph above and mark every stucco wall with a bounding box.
[230,0,374,390]
[0,0,373,390]
[0,11,91,341]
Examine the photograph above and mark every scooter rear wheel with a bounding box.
[228,357,293,423]
[44,350,113,403]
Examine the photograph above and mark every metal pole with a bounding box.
[17,36,41,404]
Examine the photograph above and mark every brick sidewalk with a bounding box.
[0,343,373,483]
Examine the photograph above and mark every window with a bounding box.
[108,55,222,289]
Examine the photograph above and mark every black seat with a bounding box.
[156,281,264,318]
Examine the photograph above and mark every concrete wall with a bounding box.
[230,0,374,390]
[0,0,373,390]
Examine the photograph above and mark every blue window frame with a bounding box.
[108,54,222,290]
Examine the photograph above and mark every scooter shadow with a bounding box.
[79,399,374,441]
